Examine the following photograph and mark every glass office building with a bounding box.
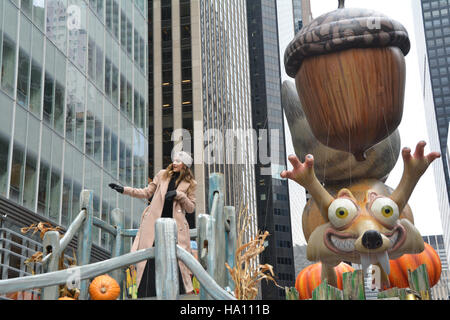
[0,0,148,257]
[199,0,258,219]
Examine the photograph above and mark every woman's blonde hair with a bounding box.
[164,163,196,192]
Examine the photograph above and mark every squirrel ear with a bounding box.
[364,190,379,203]
[336,188,356,202]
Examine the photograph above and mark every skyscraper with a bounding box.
[277,0,311,250]
[148,0,258,232]
[292,0,303,33]
[0,0,149,283]
[412,0,450,268]
[247,0,296,299]
[422,234,449,300]
[292,0,311,33]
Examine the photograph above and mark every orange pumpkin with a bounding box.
[388,243,442,288]
[58,296,76,300]
[89,275,121,300]
[295,262,354,300]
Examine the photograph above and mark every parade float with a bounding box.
[282,0,442,300]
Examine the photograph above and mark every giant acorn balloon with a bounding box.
[282,80,401,185]
[284,2,410,161]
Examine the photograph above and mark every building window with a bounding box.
[46,0,67,55]
[277,257,293,265]
[22,0,45,30]
[1,1,18,96]
[17,15,32,108]
[66,63,86,151]
[275,224,290,233]
[23,114,40,211]
[10,107,27,204]
[0,95,13,197]
[30,26,44,117]
[276,240,292,248]
[276,193,288,201]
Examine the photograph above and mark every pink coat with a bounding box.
[123,169,197,293]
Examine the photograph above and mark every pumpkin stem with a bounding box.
[101,287,107,294]
[338,0,345,9]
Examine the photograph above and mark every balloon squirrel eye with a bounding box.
[381,205,394,218]
[328,198,358,229]
[335,207,349,219]
[370,197,399,226]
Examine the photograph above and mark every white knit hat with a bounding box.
[172,151,193,168]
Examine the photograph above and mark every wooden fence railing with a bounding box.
[0,173,236,300]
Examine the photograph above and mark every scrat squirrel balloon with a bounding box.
[281,142,440,289]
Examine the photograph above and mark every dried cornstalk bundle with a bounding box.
[225,204,281,300]
[19,221,78,299]
[60,285,80,300]
[21,222,64,240]
[58,249,80,299]
[24,252,44,275]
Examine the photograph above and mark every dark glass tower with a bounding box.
[247,0,295,300]
[420,0,450,200]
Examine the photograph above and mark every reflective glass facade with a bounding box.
[0,0,148,254]
[200,0,258,230]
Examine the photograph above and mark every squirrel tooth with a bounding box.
[377,251,390,275]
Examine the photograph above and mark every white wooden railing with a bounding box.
[0,173,237,300]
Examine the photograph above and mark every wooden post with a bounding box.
[312,279,343,300]
[408,264,431,300]
[77,190,94,300]
[377,287,407,300]
[224,206,236,292]
[111,208,124,299]
[342,270,365,300]
[207,174,226,290]
[197,214,209,270]
[197,213,210,300]
[42,231,61,300]
[154,218,179,300]
[285,287,299,300]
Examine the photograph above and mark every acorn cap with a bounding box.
[284,0,410,78]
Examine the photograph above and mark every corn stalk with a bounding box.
[225,204,281,300]
[21,222,79,299]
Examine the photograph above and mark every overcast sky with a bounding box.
[282,0,444,237]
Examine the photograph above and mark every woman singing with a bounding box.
[109,151,197,297]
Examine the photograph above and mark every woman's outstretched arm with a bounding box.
[123,170,164,199]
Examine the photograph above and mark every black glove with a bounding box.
[109,183,124,194]
[165,190,177,201]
